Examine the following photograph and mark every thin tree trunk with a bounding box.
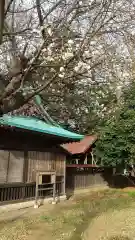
[0,0,5,44]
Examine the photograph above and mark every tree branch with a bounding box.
[0,0,5,44]
[5,0,14,16]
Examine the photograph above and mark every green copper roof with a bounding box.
[0,115,84,140]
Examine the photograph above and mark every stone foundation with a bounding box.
[0,195,67,213]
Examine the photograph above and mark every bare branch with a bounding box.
[3,28,31,36]
[5,0,14,16]
[36,0,44,38]
[0,0,5,44]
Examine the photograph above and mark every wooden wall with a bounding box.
[27,151,65,182]
[66,166,112,190]
[0,149,66,184]
[0,150,24,183]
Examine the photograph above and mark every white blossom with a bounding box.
[78,61,84,67]
[85,64,90,70]
[68,39,74,45]
[74,61,91,73]
[67,46,73,53]
[79,1,83,5]
[47,47,52,56]
[40,60,46,66]
[74,61,83,72]
[89,0,94,5]
[22,92,26,96]
[47,27,52,36]
[48,43,55,48]
[60,67,65,72]
[32,29,40,34]
[29,57,35,64]
[46,56,54,61]
[88,70,92,78]
[90,41,96,45]
[50,68,56,72]
[59,73,65,78]
[93,50,99,55]
[83,50,90,58]
[16,36,22,40]
[42,48,47,53]
[62,52,74,60]
[76,44,80,50]
[74,65,80,72]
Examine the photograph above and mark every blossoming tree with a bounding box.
[0,0,134,122]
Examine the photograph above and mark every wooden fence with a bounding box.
[0,181,63,204]
[1,165,135,205]
[66,165,135,190]
[66,165,111,190]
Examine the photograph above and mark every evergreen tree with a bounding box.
[95,82,135,167]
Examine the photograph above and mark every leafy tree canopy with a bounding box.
[95,82,135,167]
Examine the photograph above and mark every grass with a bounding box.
[0,189,135,240]
[126,190,135,197]
[107,237,131,240]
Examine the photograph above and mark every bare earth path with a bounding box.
[83,202,135,240]
[0,189,135,240]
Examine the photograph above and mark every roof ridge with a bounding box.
[0,114,84,140]
[4,114,44,121]
[8,95,59,127]
[34,95,60,127]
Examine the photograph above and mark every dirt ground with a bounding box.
[0,202,55,222]
[83,204,135,240]
[0,188,135,240]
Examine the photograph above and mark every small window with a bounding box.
[42,174,51,184]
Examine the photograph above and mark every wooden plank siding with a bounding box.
[0,149,65,184]
[0,127,67,203]
[0,151,66,203]
[7,151,24,183]
[66,166,112,190]
[0,150,24,183]
[0,150,9,183]
[27,151,65,182]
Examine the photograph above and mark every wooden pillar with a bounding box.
[6,151,10,183]
[52,174,56,203]
[63,156,66,195]
[23,150,28,183]
[34,172,39,208]
[91,151,93,164]
[84,154,87,164]
[113,167,116,175]
[75,159,78,164]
